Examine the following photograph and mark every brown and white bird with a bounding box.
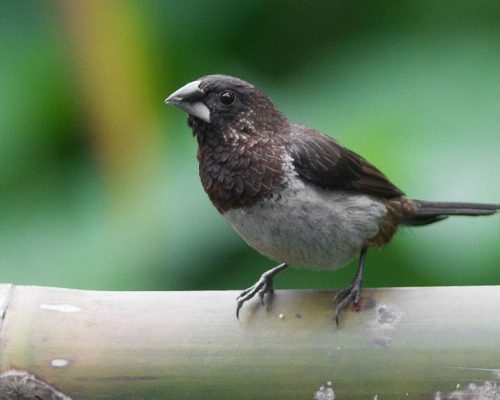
[165,75,499,324]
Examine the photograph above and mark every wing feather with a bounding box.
[286,126,404,198]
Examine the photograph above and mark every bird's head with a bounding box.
[165,75,285,136]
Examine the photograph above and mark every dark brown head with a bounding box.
[165,75,286,140]
[165,75,289,212]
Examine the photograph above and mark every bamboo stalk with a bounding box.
[1,284,500,399]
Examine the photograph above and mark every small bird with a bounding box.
[165,75,499,324]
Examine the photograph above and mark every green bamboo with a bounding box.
[1,284,500,399]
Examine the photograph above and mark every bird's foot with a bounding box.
[236,272,275,319]
[235,263,288,319]
[332,281,362,327]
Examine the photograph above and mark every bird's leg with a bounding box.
[236,263,288,319]
[332,248,367,326]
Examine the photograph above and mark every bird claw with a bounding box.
[236,273,274,319]
[332,283,362,327]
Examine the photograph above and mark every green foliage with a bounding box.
[0,1,499,291]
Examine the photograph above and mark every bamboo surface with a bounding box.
[1,284,500,399]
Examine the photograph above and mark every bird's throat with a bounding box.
[195,128,287,213]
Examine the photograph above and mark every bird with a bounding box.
[165,74,499,325]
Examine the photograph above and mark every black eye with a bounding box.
[219,90,236,105]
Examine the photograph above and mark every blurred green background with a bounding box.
[1,1,499,292]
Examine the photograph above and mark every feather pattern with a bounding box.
[285,123,404,198]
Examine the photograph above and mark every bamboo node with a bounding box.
[0,369,73,400]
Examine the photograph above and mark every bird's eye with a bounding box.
[219,90,236,105]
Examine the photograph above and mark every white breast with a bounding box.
[223,174,388,270]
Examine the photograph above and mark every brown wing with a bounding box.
[286,126,404,198]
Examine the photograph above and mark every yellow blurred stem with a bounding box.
[58,1,162,209]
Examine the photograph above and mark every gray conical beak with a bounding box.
[165,80,211,123]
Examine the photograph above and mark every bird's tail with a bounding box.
[404,200,500,226]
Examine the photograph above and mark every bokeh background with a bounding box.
[1,1,499,292]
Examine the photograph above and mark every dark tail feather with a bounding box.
[404,200,500,226]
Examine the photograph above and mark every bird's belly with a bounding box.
[223,180,388,270]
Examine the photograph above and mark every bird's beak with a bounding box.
[165,80,211,123]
